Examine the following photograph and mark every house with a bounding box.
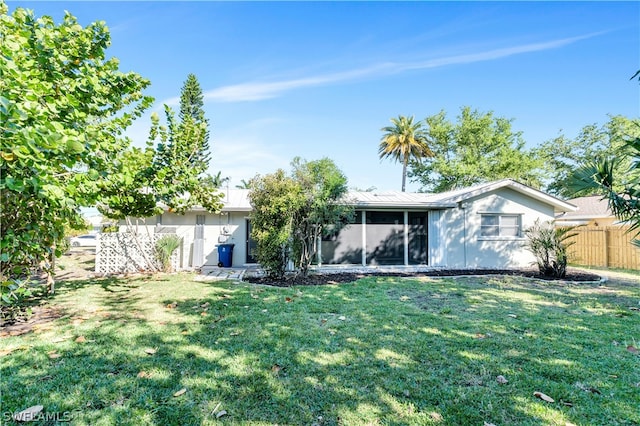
[124,179,576,271]
[555,195,618,227]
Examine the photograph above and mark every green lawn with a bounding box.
[1,273,639,425]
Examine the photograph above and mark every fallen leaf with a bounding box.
[627,345,638,354]
[13,405,43,422]
[475,333,488,339]
[272,364,282,375]
[285,297,293,303]
[51,336,71,343]
[251,294,259,299]
[166,302,177,309]
[338,316,346,321]
[173,388,187,397]
[75,336,86,343]
[200,312,208,316]
[137,371,151,379]
[47,351,61,359]
[201,302,210,308]
[484,422,497,426]
[216,410,227,418]
[561,401,574,407]
[496,375,508,384]
[534,391,555,403]
[508,314,518,318]
[230,331,240,336]
[181,330,189,335]
[144,348,157,355]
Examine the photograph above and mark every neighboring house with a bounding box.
[555,195,618,227]
[121,179,576,270]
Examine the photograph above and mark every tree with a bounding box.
[248,170,302,279]
[290,157,353,277]
[409,107,542,192]
[248,158,352,278]
[97,76,223,271]
[535,116,639,198]
[1,3,152,301]
[235,179,251,189]
[178,73,210,170]
[569,135,640,247]
[379,115,434,192]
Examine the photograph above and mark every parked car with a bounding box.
[70,234,97,247]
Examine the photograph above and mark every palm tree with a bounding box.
[379,115,434,192]
[235,179,251,189]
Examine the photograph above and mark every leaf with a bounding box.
[173,388,187,397]
[75,336,86,343]
[285,297,293,303]
[272,364,282,375]
[144,348,157,355]
[137,371,152,379]
[47,351,61,359]
[165,302,177,309]
[216,410,227,418]
[13,405,43,422]
[338,316,346,321]
[534,391,555,403]
[496,375,508,384]
[627,345,638,353]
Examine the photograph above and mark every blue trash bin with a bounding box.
[217,243,235,267]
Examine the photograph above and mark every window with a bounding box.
[480,214,521,238]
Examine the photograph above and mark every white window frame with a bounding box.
[479,213,523,239]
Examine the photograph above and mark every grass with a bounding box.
[1,273,639,425]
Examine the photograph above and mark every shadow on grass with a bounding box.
[1,275,638,425]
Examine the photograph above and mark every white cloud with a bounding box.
[182,32,603,104]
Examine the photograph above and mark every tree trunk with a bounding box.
[401,158,408,192]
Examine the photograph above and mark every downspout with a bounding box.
[459,202,467,268]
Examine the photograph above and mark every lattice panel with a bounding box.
[96,233,179,275]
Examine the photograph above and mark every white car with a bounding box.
[70,234,97,247]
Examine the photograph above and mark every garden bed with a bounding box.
[244,267,602,287]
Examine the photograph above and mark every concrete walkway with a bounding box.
[195,266,248,281]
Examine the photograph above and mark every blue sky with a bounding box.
[10,1,640,192]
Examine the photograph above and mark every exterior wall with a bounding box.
[441,188,556,268]
[119,211,251,269]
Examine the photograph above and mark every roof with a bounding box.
[210,179,575,212]
[425,179,577,212]
[555,195,612,220]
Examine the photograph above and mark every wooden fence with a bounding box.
[566,226,639,270]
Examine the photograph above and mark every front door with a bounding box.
[246,219,257,263]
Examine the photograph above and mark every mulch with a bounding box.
[244,268,602,287]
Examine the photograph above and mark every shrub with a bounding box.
[154,235,182,272]
[524,220,577,278]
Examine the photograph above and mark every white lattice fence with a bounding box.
[96,233,179,275]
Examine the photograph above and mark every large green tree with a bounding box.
[379,115,434,192]
[409,107,542,192]
[99,75,223,219]
[249,158,352,278]
[1,3,152,299]
[290,157,353,276]
[535,115,639,198]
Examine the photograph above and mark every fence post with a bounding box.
[603,227,609,268]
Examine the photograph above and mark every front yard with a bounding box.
[1,272,638,425]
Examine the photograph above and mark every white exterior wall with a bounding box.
[120,211,250,269]
[440,187,556,268]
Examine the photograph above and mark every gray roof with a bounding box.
[214,179,576,213]
[556,195,612,220]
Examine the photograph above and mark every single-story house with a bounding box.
[555,195,618,227]
[122,179,576,271]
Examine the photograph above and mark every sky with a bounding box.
[9,1,640,192]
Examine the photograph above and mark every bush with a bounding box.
[154,235,182,272]
[524,220,577,278]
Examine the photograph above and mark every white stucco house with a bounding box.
[119,179,576,271]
